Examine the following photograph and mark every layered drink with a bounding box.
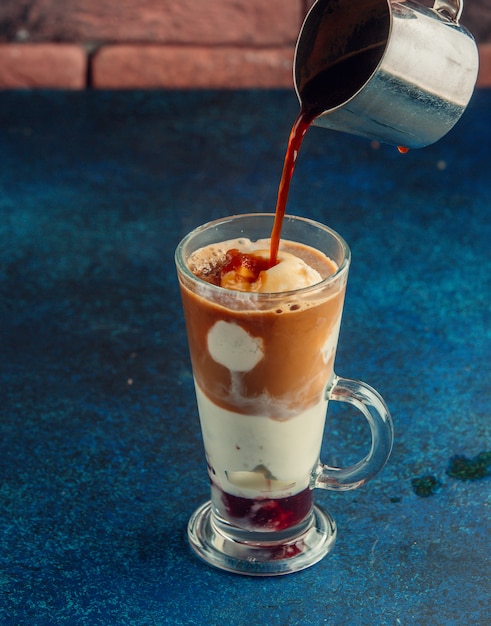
[177,217,349,536]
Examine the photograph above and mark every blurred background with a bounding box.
[0,0,489,89]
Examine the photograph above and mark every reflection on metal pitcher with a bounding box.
[294,0,479,148]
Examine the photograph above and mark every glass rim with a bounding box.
[175,213,351,300]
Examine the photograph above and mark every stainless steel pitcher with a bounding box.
[294,0,479,148]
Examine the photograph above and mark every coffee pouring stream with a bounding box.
[294,0,479,148]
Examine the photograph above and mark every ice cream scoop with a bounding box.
[220,249,322,293]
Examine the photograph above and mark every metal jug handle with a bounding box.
[433,0,463,23]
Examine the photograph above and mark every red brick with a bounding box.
[477,42,491,87]
[0,0,302,46]
[92,45,294,89]
[0,44,86,88]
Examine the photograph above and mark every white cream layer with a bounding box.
[195,384,328,499]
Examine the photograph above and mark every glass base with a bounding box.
[187,500,337,576]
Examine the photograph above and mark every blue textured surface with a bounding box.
[0,89,490,625]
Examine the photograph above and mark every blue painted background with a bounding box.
[0,89,489,624]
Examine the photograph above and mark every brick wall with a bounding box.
[0,0,489,89]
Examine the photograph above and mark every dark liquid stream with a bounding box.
[270,44,386,264]
[269,111,313,265]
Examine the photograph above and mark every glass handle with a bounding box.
[314,376,394,492]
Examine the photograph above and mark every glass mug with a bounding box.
[175,214,394,575]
